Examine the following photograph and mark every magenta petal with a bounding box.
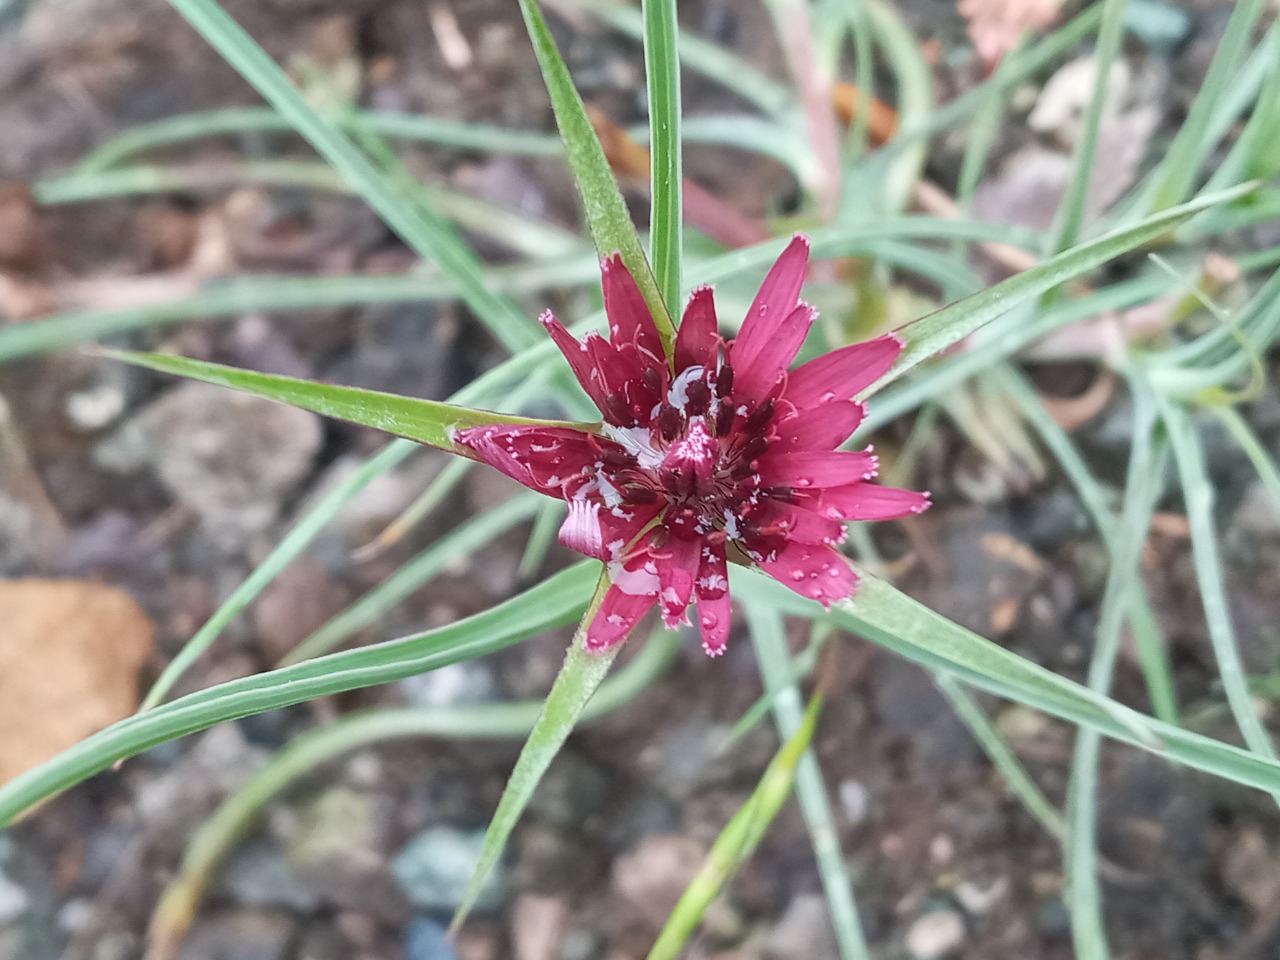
[696,590,732,656]
[772,399,866,452]
[585,585,656,651]
[694,541,731,656]
[753,499,847,546]
[731,302,818,400]
[760,542,859,608]
[539,311,609,412]
[602,254,663,359]
[656,534,700,627]
[595,503,664,562]
[782,332,904,409]
[801,482,932,521]
[731,234,810,374]
[454,424,600,496]
[757,448,879,489]
[675,285,720,371]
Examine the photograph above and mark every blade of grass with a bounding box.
[643,0,682,315]
[1214,406,1280,511]
[147,628,680,960]
[77,107,563,173]
[449,573,616,932]
[647,694,823,960]
[744,604,869,960]
[1048,0,1129,255]
[1064,384,1163,960]
[0,561,599,825]
[933,675,1066,839]
[283,494,542,665]
[999,366,1177,723]
[164,0,540,351]
[1146,0,1266,213]
[0,258,603,364]
[874,182,1259,395]
[1162,399,1280,774]
[141,438,416,709]
[103,349,588,451]
[515,0,675,349]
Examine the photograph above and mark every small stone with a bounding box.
[764,895,839,960]
[0,871,28,925]
[218,842,319,912]
[176,909,296,960]
[394,827,506,916]
[106,381,322,550]
[403,917,459,960]
[510,894,567,960]
[838,779,869,826]
[400,660,498,710]
[612,834,705,932]
[287,788,407,920]
[1123,0,1191,52]
[905,909,966,960]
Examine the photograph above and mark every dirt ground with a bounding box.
[2,1,1280,959]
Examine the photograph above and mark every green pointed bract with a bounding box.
[101,349,590,452]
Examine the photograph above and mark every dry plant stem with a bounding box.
[763,0,842,218]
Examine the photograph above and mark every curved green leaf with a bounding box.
[103,349,590,451]
[0,562,598,825]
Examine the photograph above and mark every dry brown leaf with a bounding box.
[0,579,154,785]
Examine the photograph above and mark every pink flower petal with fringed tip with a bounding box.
[760,542,859,608]
[656,534,701,627]
[772,400,867,452]
[602,254,663,359]
[730,302,818,400]
[757,449,879,489]
[694,541,731,655]
[586,585,657,651]
[454,424,603,497]
[730,235,810,375]
[538,311,609,411]
[798,482,932,521]
[675,285,720,371]
[782,332,903,409]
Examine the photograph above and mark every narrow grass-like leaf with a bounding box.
[450,574,616,932]
[643,0,682,314]
[1000,366,1177,723]
[284,495,542,664]
[874,182,1258,395]
[141,439,417,709]
[163,0,540,351]
[745,604,869,960]
[933,674,1065,839]
[147,630,679,960]
[77,107,562,172]
[1162,401,1280,772]
[515,0,675,349]
[553,0,796,118]
[1049,0,1129,254]
[725,568,1280,798]
[647,694,822,960]
[1065,386,1162,960]
[0,259,602,364]
[103,350,588,451]
[1147,0,1266,212]
[0,562,599,824]
[1216,406,1280,511]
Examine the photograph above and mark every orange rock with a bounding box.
[0,579,154,784]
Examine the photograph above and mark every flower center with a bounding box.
[596,359,781,544]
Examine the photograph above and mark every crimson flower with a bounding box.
[456,236,929,656]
